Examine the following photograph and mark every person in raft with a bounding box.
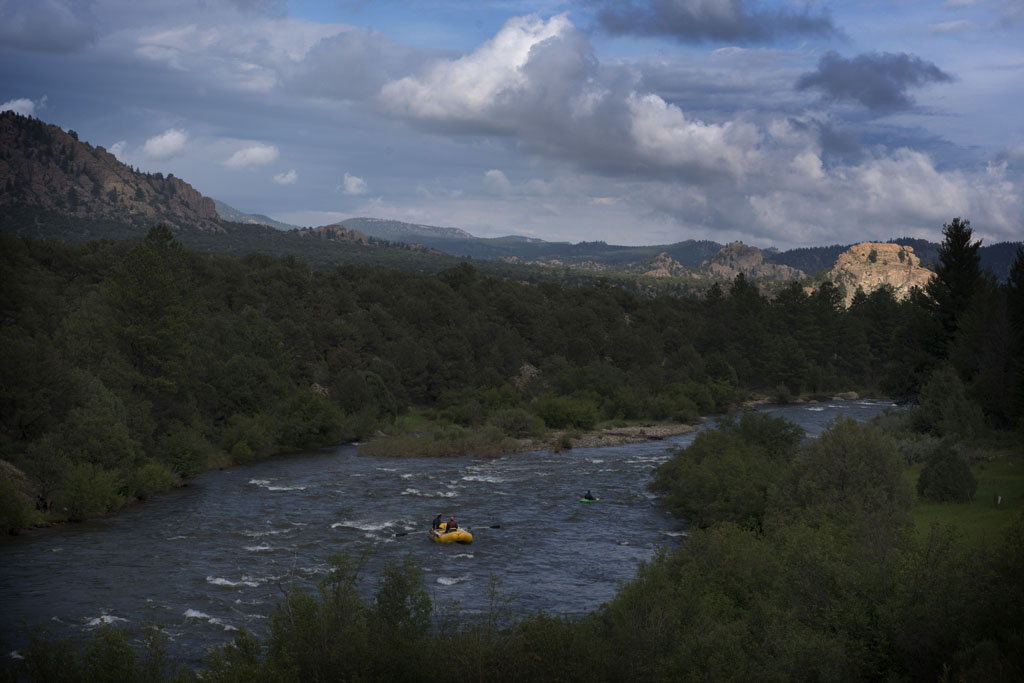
[447,516,458,531]
[432,514,442,530]
[583,490,596,501]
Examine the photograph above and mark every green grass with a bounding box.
[905,451,1024,541]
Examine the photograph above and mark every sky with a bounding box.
[1,0,1022,249]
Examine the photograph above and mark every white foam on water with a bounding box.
[660,530,689,538]
[332,519,396,532]
[206,576,260,588]
[462,475,507,483]
[401,473,414,479]
[244,543,274,552]
[9,651,24,661]
[85,615,128,627]
[166,535,189,540]
[436,575,470,586]
[266,484,308,491]
[247,479,270,486]
[241,528,293,538]
[184,609,236,631]
[806,407,826,412]
[50,547,63,553]
[453,553,474,559]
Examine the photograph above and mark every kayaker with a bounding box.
[432,514,442,530]
[583,490,596,501]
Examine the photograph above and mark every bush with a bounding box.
[58,463,124,521]
[126,459,178,500]
[531,395,599,430]
[917,444,978,503]
[0,476,39,534]
[487,408,545,438]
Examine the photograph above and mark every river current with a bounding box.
[0,400,896,664]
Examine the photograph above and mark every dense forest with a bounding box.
[2,219,1023,681]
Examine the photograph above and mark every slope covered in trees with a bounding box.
[3,219,1022,531]
[4,219,1023,681]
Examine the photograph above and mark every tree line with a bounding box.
[3,219,1023,531]
[2,218,1023,681]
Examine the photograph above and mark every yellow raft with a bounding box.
[429,522,472,544]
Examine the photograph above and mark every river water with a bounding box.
[0,400,896,664]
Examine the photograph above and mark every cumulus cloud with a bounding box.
[796,51,953,112]
[484,169,513,194]
[341,172,368,195]
[109,140,128,160]
[1,97,37,116]
[224,143,279,168]
[273,169,298,184]
[0,0,96,53]
[594,0,836,44]
[378,14,768,183]
[142,128,188,159]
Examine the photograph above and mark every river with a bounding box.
[0,400,897,664]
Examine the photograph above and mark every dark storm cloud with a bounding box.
[0,0,97,53]
[594,0,836,44]
[796,51,953,111]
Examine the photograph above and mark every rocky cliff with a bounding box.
[698,242,805,281]
[295,224,371,245]
[826,242,933,307]
[0,111,221,231]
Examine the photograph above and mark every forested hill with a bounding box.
[4,222,1022,534]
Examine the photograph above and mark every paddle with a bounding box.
[394,524,501,537]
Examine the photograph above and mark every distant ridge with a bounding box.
[214,199,300,231]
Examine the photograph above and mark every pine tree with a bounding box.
[926,217,981,342]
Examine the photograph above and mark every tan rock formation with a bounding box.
[699,242,805,281]
[643,252,690,278]
[826,242,933,307]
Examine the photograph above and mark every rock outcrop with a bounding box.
[643,252,690,278]
[296,224,371,245]
[826,242,933,307]
[0,111,222,231]
[698,242,805,281]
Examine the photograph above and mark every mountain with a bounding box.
[213,199,300,231]
[0,111,220,232]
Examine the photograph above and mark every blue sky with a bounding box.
[1,0,1022,248]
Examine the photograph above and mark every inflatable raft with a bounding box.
[429,522,472,544]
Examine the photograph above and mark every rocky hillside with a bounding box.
[698,242,805,281]
[0,111,220,231]
[826,242,933,307]
[294,224,371,245]
[643,252,690,278]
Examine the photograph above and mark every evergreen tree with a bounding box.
[926,217,981,343]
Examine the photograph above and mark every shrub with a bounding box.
[531,395,599,430]
[487,408,545,438]
[58,463,124,521]
[917,445,978,503]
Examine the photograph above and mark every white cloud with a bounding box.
[379,14,573,125]
[928,20,975,34]
[224,143,279,168]
[142,128,188,159]
[0,97,36,116]
[109,140,128,160]
[341,172,368,195]
[273,168,298,184]
[484,169,513,194]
